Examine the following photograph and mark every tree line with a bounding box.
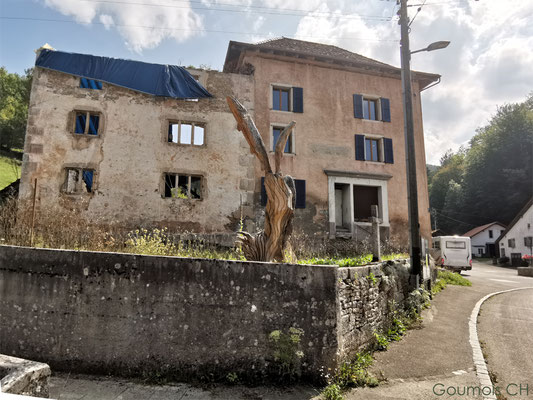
[0,67,33,151]
[427,94,533,235]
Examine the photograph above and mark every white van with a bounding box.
[431,236,472,272]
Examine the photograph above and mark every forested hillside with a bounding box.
[428,94,533,235]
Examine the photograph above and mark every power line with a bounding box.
[408,0,427,27]
[35,0,396,21]
[0,16,400,42]
[433,209,476,227]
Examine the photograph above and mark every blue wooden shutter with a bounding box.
[384,138,394,164]
[293,87,303,113]
[355,134,365,160]
[295,179,306,208]
[261,177,267,206]
[381,98,391,122]
[353,94,363,119]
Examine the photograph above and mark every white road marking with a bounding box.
[489,279,517,283]
[452,370,467,375]
[469,287,533,400]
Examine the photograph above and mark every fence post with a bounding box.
[371,205,380,262]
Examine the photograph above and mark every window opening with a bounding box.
[74,111,100,135]
[446,241,466,249]
[64,167,94,194]
[273,87,290,111]
[363,98,378,120]
[164,173,202,199]
[168,121,204,146]
[353,185,379,221]
[273,126,292,153]
[365,138,379,161]
[80,78,102,90]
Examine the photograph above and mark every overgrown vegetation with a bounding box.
[268,327,304,382]
[431,269,472,295]
[0,153,21,190]
[0,196,407,264]
[0,67,33,151]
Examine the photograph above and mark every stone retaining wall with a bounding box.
[0,245,413,382]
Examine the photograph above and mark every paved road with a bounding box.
[477,288,533,400]
[348,260,533,399]
[49,261,533,400]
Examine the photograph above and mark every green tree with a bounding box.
[461,95,533,225]
[0,67,33,151]
[428,94,533,234]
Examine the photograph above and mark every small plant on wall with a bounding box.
[268,327,304,381]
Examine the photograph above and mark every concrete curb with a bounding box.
[469,287,533,400]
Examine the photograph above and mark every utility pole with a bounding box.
[399,0,422,288]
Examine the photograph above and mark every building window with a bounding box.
[488,230,493,238]
[355,135,393,163]
[271,85,303,113]
[164,173,202,199]
[80,78,102,90]
[353,94,390,122]
[63,167,94,194]
[363,98,379,120]
[365,138,380,161]
[478,248,483,255]
[273,87,290,111]
[74,111,100,135]
[525,237,533,247]
[261,177,305,208]
[168,121,205,146]
[272,126,294,153]
[508,238,516,248]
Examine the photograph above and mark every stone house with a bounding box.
[497,197,533,265]
[224,38,439,246]
[463,222,506,257]
[20,38,439,247]
[20,47,255,239]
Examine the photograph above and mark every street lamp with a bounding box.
[398,0,449,289]
[411,41,450,55]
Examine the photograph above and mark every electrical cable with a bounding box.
[0,16,400,41]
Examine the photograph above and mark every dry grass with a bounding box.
[0,197,406,263]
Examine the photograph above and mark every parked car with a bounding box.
[431,236,472,272]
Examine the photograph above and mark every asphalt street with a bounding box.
[477,288,533,399]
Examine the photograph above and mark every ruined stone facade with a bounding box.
[20,38,438,246]
[20,64,255,234]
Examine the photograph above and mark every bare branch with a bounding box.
[274,121,296,174]
[226,96,272,173]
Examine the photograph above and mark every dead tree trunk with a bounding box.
[227,96,296,262]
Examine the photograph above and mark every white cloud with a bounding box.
[43,0,204,52]
[293,0,533,164]
[99,14,114,30]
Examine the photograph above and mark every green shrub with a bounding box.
[432,270,472,295]
[322,383,343,400]
[268,327,304,381]
[373,331,389,351]
[334,353,377,388]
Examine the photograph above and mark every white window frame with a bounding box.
[270,123,296,154]
[361,94,382,122]
[167,120,206,146]
[270,83,293,112]
[362,134,385,163]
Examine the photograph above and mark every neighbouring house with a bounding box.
[463,222,506,257]
[497,197,533,266]
[224,37,439,245]
[20,38,440,247]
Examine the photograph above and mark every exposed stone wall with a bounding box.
[336,261,411,360]
[19,67,256,234]
[0,245,414,382]
[0,354,51,398]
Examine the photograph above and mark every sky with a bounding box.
[1,0,532,165]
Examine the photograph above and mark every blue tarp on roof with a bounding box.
[35,49,212,99]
